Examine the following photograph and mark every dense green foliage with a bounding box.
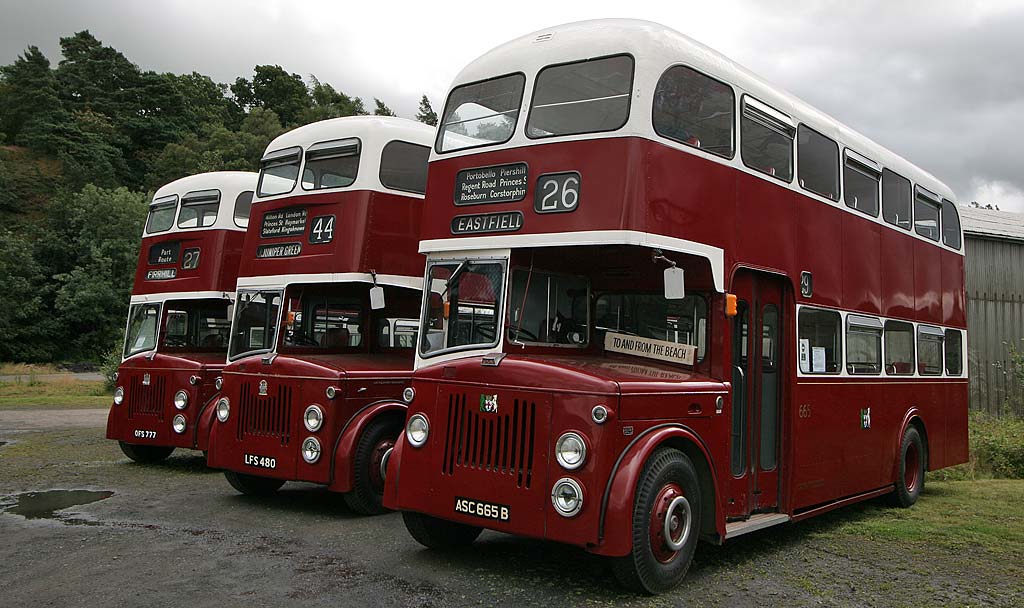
[0,30,437,364]
[933,412,1024,480]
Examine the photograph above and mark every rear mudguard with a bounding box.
[591,424,725,557]
[327,401,407,493]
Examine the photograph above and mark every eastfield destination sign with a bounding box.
[451,211,524,235]
[454,163,528,205]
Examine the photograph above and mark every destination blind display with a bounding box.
[146,269,177,281]
[148,242,180,265]
[261,207,308,238]
[451,211,523,235]
[454,163,528,205]
[256,242,302,259]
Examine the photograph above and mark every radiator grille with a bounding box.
[127,374,165,420]
[237,381,293,445]
[442,392,537,489]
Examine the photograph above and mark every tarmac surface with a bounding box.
[0,409,1020,607]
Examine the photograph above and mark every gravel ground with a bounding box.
[0,411,1021,608]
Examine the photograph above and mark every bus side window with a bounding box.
[380,141,430,194]
[740,96,794,182]
[797,308,841,374]
[653,65,735,159]
[881,169,912,230]
[941,199,962,249]
[917,326,944,376]
[884,320,915,375]
[944,329,963,376]
[797,124,840,201]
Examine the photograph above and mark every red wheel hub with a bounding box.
[369,437,395,493]
[649,483,689,564]
[904,441,921,493]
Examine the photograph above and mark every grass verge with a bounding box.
[0,377,110,408]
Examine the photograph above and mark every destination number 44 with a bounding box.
[310,215,335,244]
[535,172,580,214]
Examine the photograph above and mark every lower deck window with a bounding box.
[884,320,915,375]
[124,303,161,357]
[798,308,841,374]
[846,315,882,375]
[917,327,944,375]
[595,293,707,362]
[508,270,589,346]
[945,329,963,376]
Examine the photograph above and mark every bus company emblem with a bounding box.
[860,407,871,429]
[480,394,498,414]
[258,380,269,396]
[451,211,524,235]
[142,373,151,386]
[454,163,528,206]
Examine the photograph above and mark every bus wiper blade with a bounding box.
[441,261,468,298]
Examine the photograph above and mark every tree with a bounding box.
[416,94,437,126]
[232,65,310,126]
[297,76,367,123]
[0,46,63,143]
[0,228,55,361]
[373,98,396,116]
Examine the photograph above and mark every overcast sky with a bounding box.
[2,0,1022,210]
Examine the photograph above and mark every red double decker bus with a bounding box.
[384,20,968,592]
[107,171,257,463]
[206,116,433,514]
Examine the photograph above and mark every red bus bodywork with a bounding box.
[107,172,255,458]
[384,19,968,591]
[205,117,433,513]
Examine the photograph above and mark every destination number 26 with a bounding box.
[534,172,581,214]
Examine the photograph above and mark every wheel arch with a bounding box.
[896,407,930,476]
[591,424,724,557]
[327,400,407,492]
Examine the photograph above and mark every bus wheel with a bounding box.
[119,442,174,464]
[612,447,702,594]
[402,511,482,550]
[343,416,402,515]
[888,425,926,508]
[224,471,285,496]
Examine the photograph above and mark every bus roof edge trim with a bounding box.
[419,229,726,292]
[235,272,422,292]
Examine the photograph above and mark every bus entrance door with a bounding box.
[728,270,784,516]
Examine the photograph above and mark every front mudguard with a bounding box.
[327,401,407,493]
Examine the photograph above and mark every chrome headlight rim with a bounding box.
[551,477,584,518]
[173,389,189,410]
[401,386,415,404]
[215,397,230,423]
[214,376,223,391]
[303,404,324,433]
[172,414,187,434]
[113,386,124,406]
[301,436,322,464]
[406,413,429,447]
[555,431,588,470]
[591,405,609,424]
[325,385,338,400]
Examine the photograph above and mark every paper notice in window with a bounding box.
[605,332,696,366]
[799,339,810,373]
[812,347,827,373]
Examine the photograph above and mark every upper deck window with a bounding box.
[379,140,429,194]
[177,189,220,229]
[233,191,254,228]
[882,169,912,230]
[258,146,302,197]
[507,269,589,347]
[653,65,735,159]
[526,54,633,139]
[145,195,177,234]
[740,96,794,182]
[437,73,525,153]
[843,150,880,217]
[914,186,941,241]
[302,138,360,191]
[797,125,840,201]
[941,198,962,249]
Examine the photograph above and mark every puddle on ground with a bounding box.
[0,441,7,447]
[1,490,113,524]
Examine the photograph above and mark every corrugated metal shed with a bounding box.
[962,205,1024,416]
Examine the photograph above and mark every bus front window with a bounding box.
[282,285,363,352]
[507,269,589,346]
[229,290,282,360]
[161,300,231,351]
[124,303,161,357]
[595,293,708,363]
[421,261,505,356]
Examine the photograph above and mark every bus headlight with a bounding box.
[304,405,324,432]
[402,387,415,403]
[406,414,429,447]
[113,386,124,405]
[325,385,338,400]
[172,414,187,434]
[214,377,223,391]
[173,390,189,410]
[551,478,584,517]
[215,397,230,422]
[555,432,587,470]
[301,437,321,463]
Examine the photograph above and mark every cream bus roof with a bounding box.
[446,18,956,202]
[150,171,258,234]
[258,116,435,200]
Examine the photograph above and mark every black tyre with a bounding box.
[343,416,403,515]
[611,448,703,594]
[119,441,174,464]
[888,425,925,508]
[224,470,285,496]
[402,511,482,550]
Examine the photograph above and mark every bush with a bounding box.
[99,340,121,391]
[933,413,1024,480]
